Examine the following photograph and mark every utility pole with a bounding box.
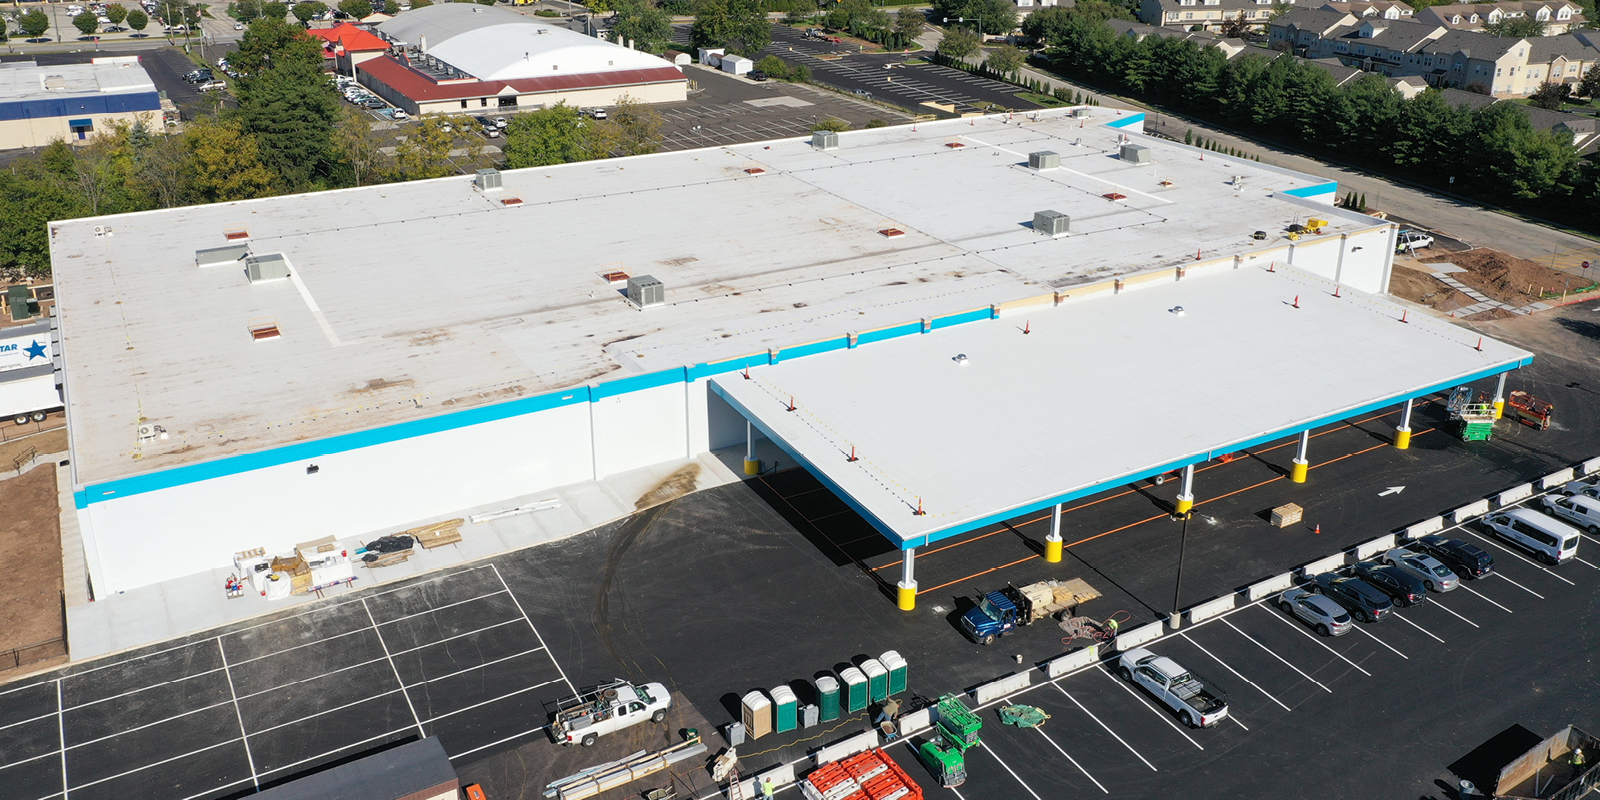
[1170,512,1191,630]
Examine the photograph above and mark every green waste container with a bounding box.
[862,658,888,703]
[881,650,907,696]
[817,676,841,722]
[841,667,868,713]
[772,685,797,733]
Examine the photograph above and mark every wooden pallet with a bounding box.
[415,527,463,549]
[361,550,413,569]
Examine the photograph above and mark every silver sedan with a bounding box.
[1278,588,1353,636]
[1385,548,1459,592]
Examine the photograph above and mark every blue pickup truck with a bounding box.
[959,579,1099,645]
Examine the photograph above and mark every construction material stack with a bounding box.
[800,749,922,800]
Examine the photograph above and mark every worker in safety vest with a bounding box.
[1107,617,1120,636]
[761,777,775,799]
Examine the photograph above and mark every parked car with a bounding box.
[749,70,767,81]
[1351,562,1428,607]
[1558,477,1600,501]
[1541,493,1600,534]
[197,80,228,92]
[391,109,409,120]
[1481,507,1580,565]
[1114,648,1229,728]
[1383,548,1459,592]
[1277,588,1353,636]
[590,108,608,120]
[234,21,244,29]
[360,98,386,109]
[494,116,507,129]
[1411,535,1494,579]
[1396,230,1433,252]
[1312,573,1393,622]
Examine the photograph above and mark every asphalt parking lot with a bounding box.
[654,66,908,151]
[1,302,1598,800]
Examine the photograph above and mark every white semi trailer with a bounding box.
[0,320,61,425]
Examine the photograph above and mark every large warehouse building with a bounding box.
[47,108,1531,610]
[0,57,159,150]
[355,4,686,116]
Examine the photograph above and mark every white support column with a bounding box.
[898,548,917,611]
[1046,503,1063,562]
[1175,465,1195,515]
[1395,398,1413,449]
[744,421,759,476]
[1291,430,1310,483]
[1493,373,1508,419]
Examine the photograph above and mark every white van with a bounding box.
[1482,507,1579,565]
[1541,494,1600,535]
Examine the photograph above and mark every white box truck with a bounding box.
[0,320,62,425]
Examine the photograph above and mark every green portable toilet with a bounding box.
[881,650,908,696]
[817,675,841,722]
[862,658,888,703]
[841,667,868,713]
[771,685,797,733]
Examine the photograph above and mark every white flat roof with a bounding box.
[0,61,155,102]
[50,108,1375,485]
[375,4,673,80]
[710,265,1533,547]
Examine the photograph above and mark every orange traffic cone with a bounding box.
[1313,524,1321,535]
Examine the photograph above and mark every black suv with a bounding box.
[184,69,213,84]
[1413,535,1494,579]
[1313,573,1394,622]
[1351,562,1427,607]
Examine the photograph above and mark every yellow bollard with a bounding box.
[744,459,760,476]
[1493,399,1505,419]
[1290,459,1309,483]
[1174,496,1194,515]
[897,584,917,611]
[1045,538,1062,563]
[1394,428,1412,450]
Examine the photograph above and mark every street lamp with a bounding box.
[1170,510,1191,629]
[941,14,981,37]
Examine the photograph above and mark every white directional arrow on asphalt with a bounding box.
[1379,486,1406,497]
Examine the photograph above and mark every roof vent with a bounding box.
[812,130,838,150]
[43,75,65,90]
[1033,210,1070,236]
[1120,143,1153,163]
[1070,107,1089,118]
[537,26,550,33]
[475,168,502,191]
[627,275,664,308]
[245,254,290,283]
[136,423,169,444]
[196,243,249,268]
[1028,150,1060,170]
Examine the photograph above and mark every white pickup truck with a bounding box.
[1114,648,1229,728]
[550,680,672,747]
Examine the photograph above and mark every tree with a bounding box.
[1528,80,1571,110]
[263,1,289,19]
[127,8,148,32]
[410,0,431,7]
[932,0,1016,36]
[1482,15,1543,37]
[106,4,129,25]
[892,8,924,49]
[235,0,263,21]
[690,0,769,56]
[1580,63,1600,99]
[74,11,100,36]
[183,117,278,203]
[755,55,790,79]
[1218,10,1250,38]
[338,0,372,18]
[1268,0,1293,19]
[611,0,674,51]
[813,116,850,131]
[332,107,391,186]
[596,95,662,156]
[19,10,50,39]
[503,103,598,167]
[1021,6,1074,46]
[936,27,980,60]
[234,18,341,188]
[384,0,400,13]
[985,43,1024,76]
[391,116,460,180]
[293,1,327,22]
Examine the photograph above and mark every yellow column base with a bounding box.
[896,583,917,611]
[1394,427,1412,450]
[1493,399,1505,420]
[744,458,760,476]
[1045,537,1063,563]
[1290,459,1309,483]
[1174,495,1194,515]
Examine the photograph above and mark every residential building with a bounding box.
[1271,7,1360,48]
[306,22,392,75]
[1139,0,1291,32]
[1416,1,1587,34]
[1320,1,1414,19]
[0,57,159,150]
[1107,18,1252,56]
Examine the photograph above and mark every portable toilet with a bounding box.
[881,650,908,696]
[861,658,889,703]
[771,685,797,733]
[741,691,773,739]
[840,667,869,713]
[817,676,841,722]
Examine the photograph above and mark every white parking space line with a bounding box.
[63,666,229,711]
[66,698,237,751]
[1461,584,1515,612]
[0,749,60,773]
[404,646,549,688]
[256,726,414,778]
[361,598,426,739]
[973,742,1044,800]
[448,722,551,761]
[0,710,57,734]
[1095,668,1204,750]
[493,564,577,696]
[1580,532,1600,545]
[1229,713,1249,731]
[1427,599,1481,628]
[177,777,254,800]
[1221,618,1332,692]
[421,678,564,724]
[227,626,371,668]
[246,688,404,738]
[1181,634,1291,711]
[1025,720,1109,794]
[1573,556,1599,569]
[236,655,390,701]
[0,679,51,699]
[1493,572,1548,598]
[1047,685,1157,771]
[1462,531,1574,586]
[54,680,64,798]
[1393,613,1445,643]
[1352,625,1408,658]
[375,589,511,626]
[387,618,525,657]
[67,737,241,793]
[217,640,259,791]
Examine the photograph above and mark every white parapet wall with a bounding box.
[1498,483,1535,506]
[1044,645,1100,678]
[1354,534,1396,559]
[813,729,879,766]
[1247,572,1296,601]
[1452,499,1491,523]
[1583,456,1600,476]
[1185,594,1236,625]
[898,708,931,737]
[1300,553,1345,576]
[973,671,1032,705]
[1541,468,1576,489]
[1404,517,1445,540]
[1114,621,1163,651]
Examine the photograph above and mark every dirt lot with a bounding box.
[1420,248,1591,307]
[0,464,66,678]
[1389,265,1475,311]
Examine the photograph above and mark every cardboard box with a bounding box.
[1271,503,1303,528]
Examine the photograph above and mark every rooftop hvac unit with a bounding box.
[1071,107,1089,118]
[475,168,502,191]
[812,130,839,150]
[627,275,664,308]
[196,243,249,268]
[1034,210,1070,236]
[1120,143,1153,163]
[245,254,290,283]
[1028,150,1060,170]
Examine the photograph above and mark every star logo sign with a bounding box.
[23,340,46,361]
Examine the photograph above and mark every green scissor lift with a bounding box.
[1447,386,1497,442]
[918,694,982,788]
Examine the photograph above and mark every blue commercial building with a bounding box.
[0,57,161,149]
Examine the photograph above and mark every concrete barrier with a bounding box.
[898,707,930,737]
[1541,468,1576,489]
[734,763,798,798]
[1404,517,1445,540]
[1185,594,1236,625]
[1583,456,1600,476]
[813,729,879,766]
[1299,553,1345,577]
[1113,621,1163,651]
[1451,499,1491,524]
[973,671,1032,705]
[1498,483,1535,506]
[1044,644,1100,678]
[1354,534,1396,560]
[1247,572,1295,601]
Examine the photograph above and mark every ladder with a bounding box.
[727,769,744,800]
